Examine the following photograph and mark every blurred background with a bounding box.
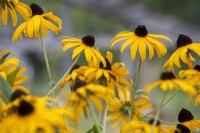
[1,0,200,132]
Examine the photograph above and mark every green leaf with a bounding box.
[86,125,102,133]
[7,67,20,87]
[0,53,10,65]
[0,76,12,103]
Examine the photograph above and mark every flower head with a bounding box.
[163,34,200,71]
[61,35,106,66]
[145,72,196,96]
[110,25,172,62]
[12,3,62,41]
[0,0,31,26]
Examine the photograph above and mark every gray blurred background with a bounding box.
[1,0,200,131]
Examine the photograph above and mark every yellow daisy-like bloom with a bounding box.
[62,80,114,124]
[163,34,200,71]
[61,35,106,66]
[0,0,31,26]
[145,72,196,96]
[82,51,132,89]
[178,108,200,132]
[107,90,152,127]
[12,3,62,41]
[0,95,69,133]
[110,25,172,62]
[179,65,200,86]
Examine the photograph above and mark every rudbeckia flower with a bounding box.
[62,80,114,124]
[12,3,62,41]
[61,35,106,67]
[178,108,200,132]
[107,90,152,127]
[110,25,172,62]
[179,65,200,86]
[163,34,200,71]
[166,124,191,133]
[0,0,31,26]
[0,95,69,133]
[145,72,196,96]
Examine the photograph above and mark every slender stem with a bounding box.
[46,54,81,96]
[132,58,142,100]
[102,104,107,133]
[151,92,167,133]
[39,33,54,86]
[87,100,101,133]
[138,89,180,120]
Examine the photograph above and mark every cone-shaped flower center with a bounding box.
[11,90,27,102]
[18,100,34,116]
[148,118,160,126]
[176,34,192,48]
[175,124,190,133]
[194,65,200,72]
[178,108,194,122]
[30,3,44,16]
[82,35,95,47]
[70,64,80,74]
[99,58,111,70]
[72,79,87,92]
[120,101,132,118]
[134,25,148,37]
[160,72,175,80]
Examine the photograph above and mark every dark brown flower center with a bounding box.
[148,118,160,126]
[194,65,200,72]
[134,25,148,37]
[175,124,190,133]
[30,3,44,16]
[176,34,192,48]
[99,58,111,70]
[178,108,194,122]
[70,64,80,74]
[160,72,176,80]
[11,90,27,102]
[18,100,34,116]
[72,79,87,92]
[82,35,95,47]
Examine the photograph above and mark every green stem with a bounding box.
[138,89,180,120]
[46,54,81,97]
[39,33,54,86]
[150,92,167,133]
[132,58,142,100]
[102,104,107,133]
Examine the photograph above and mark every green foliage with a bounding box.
[0,76,12,103]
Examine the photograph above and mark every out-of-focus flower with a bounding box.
[163,34,200,71]
[12,3,62,41]
[0,0,31,26]
[110,25,172,62]
[145,72,196,96]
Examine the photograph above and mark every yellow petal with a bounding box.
[130,38,139,61]
[72,46,84,59]
[12,22,27,42]
[138,39,146,61]
[33,15,41,38]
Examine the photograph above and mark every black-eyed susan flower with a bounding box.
[0,94,69,133]
[178,108,200,132]
[110,25,172,62]
[163,34,200,71]
[12,3,62,41]
[145,72,196,96]
[61,35,106,67]
[0,0,31,26]
[179,65,200,86]
[62,80,114,124]
[107,90,152,127]
[83,51,132,89]
[166,124,191,133]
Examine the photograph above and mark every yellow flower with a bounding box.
[61,35,106,66]
[110,25,172,62]
[12,3,62,41]
[163,34,200,71]
[179,65,200,86]
[178,108,200,132]
[62,80,114,124]
[0,0,31,26]
[83,51,132,89]
[107,90,152,127]
[145,72,196,96]
[0,95,69,133]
